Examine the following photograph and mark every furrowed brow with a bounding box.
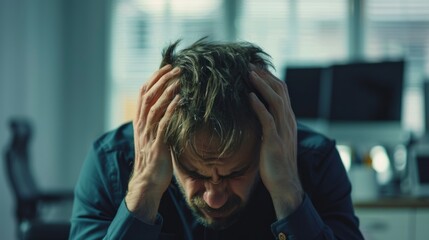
[224,162,253,178]
[176,157,255,180]
[175,158,209,179]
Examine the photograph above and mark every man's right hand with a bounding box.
[125,64,181,223]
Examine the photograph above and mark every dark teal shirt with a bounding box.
[69,122,363,239]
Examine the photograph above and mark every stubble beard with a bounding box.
[173,175,260,230]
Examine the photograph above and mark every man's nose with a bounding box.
[203,180,228,209]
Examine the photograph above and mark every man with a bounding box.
[70,39,364,239]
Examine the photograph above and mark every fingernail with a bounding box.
[162,64,172,69]
[172,67,180,74]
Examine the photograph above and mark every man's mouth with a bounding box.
[200,204,237,219]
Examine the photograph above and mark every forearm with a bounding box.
[70,199,163,240]
[105,200,163,240]
[269,142,364,240]
[271,180,304,219]
[125,182,162,224]
[69,141,165,240]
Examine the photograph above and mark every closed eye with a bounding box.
[175,157,254,181]
[188,169,245,181]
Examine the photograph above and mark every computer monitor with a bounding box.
[326,60,407,145]
[284,61,407,145]
[328,60,405,122]
[284,66,326,119]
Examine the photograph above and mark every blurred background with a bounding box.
[1,0,429,239]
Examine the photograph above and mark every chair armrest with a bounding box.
[23,220,70,240]
[39,190,74,203]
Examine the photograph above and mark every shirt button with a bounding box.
[278,232,287,240]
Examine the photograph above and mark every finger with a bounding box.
[135,64,173,125]
[146,64,173,90]
[145,80,180,138]
[157,94,180,139]
[147,66,180,96]
[250,64,285,97]
[250,71,296,138]
[249,92,277,139]
[250,71,285,118]
[135,85,146,124]
[250,69,294,116]
[140,67,181,122]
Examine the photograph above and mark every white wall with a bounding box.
[0,0,111,239]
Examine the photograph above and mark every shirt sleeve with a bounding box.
[69,143,163,240]
[105,200,163,239]
[271,194,328,239]
[271,141,364,240]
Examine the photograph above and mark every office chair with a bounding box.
[4,118,74,240]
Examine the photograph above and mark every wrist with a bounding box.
[271,185,304,219]
[125,182,163,223]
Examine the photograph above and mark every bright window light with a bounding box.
[370,145,393,184]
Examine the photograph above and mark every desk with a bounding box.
[354,197,429,240]
[355,197,429,209]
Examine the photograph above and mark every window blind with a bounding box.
[108,0,224,129]
[109,0,428,134]
[236,0,348,71]
[364,0,429,133]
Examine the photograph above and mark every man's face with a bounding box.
[172,127,260,230]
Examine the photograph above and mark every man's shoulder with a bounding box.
[296,123,335,156]
[76,122,135,209]
[93,121,135,155]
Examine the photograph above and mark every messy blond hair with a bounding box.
[162,38,273,158]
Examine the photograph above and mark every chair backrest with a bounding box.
[424,81,429,134]
[4,119,40,220]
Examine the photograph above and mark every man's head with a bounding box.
[162,38,272,229]
[163,38,272,158]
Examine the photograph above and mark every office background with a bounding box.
[1,0,428,239]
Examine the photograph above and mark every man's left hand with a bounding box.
[248,65,304,219]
